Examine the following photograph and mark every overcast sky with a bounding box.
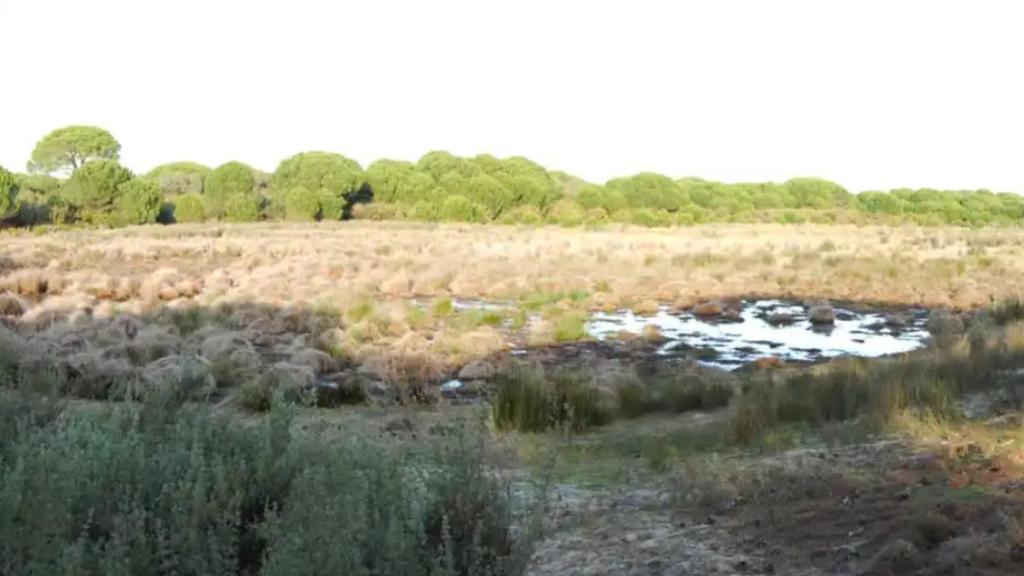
[1,0,1022,192]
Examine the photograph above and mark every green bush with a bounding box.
[0,396,537,576]
[285,186,320,221]
[204,161,256,217]
[365,159,416,203]
[145,161,210,196]
[172,192,206,223]
[492,368,613,433]
[545,199,585,227]
[317,189,345,220]
[438,194,487,222]
[113,178,162,225]
[272,152,363,198]
[59,159,134,223]
[0,165,19,220]
[46,195,72,224]
[224,192,262,222]
[552,311,587,342]
[606,172,688,211]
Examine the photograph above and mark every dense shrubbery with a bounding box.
[171,192,206,223]
[6,124,1024,230]
[59,159,134,224]
[0,165,19,220]
[284,186,320,221]
[0,392,538,576]
[144,161,210,197]
[224,192,261,222]
[113,178,162,225]
[204,161,257,217]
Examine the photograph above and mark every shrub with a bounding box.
[552,311,587,342]
[145,161,210,196]
[113,178,162,225]
[172,192,206,223]
[271,152,363,198]
[59,159,133,223]
[317,189,345,220]
[204,161,256,217]
[284,186,320,221]
[492,367,551,432]
[0,166,19,220]
[365,159,415,203]
[439,194,487,222]
[0,395,537,576]
[46,195,72,224]
[545,199,585,227]
[224,192,262,222]
[606,172,688,211]
[492,368,613,433]
[630,208,674,227]
[431,296,454,317]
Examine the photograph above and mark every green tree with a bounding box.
[224,193,262,222]
[272,152,364,197]
[318,189,345,220]
[172,193,206,223]
[577,184,626,214]
[144,162,210,196]
[204,161,256,217]
[464,174,513,218]
[438,194,486,222]
[546,199,586,227]
[856,191,904,215]
[783,177,850,209]
[60,160,133,223]
[365,159,415,203]
[606,173,688,211]
[28,125,120,174]
[0,166,20,220]
[113,178,162,225]
[417,150,481,181]
[285,186,320,221]
[14,173,60,197]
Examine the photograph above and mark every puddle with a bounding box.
[442,298,932,371]
[586,300,931,370]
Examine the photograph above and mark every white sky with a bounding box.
[1,0,1022,192]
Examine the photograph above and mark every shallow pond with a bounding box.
[586,300,931,370]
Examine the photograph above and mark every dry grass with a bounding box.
[2,221,1023,402]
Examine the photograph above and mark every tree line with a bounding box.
[2,125,1022,229]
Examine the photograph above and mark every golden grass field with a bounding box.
[4,221,1024,574]
[1,221,1022,393]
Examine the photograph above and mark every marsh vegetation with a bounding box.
[2,221,1024,575]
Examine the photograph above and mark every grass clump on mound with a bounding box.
[492,367,614,433]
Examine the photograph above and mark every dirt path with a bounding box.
[528,485,812,576]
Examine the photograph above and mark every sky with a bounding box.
[1,0,1022,193]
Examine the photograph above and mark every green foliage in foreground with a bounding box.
[0,393,538,576]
